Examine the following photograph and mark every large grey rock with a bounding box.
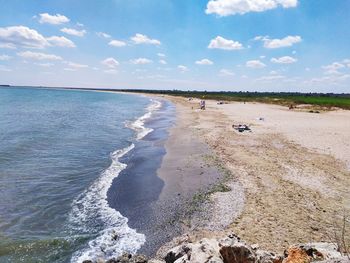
[148,260,166,263]
[184,238,223,263]
[164,238,223,263]
[163,234,283,263]
[103,253,148,263]
[164,244,192,263]
[316,257,350,263]
[255,250,283,263]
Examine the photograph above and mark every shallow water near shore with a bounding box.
[0,87,172,262]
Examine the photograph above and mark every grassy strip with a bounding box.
[119,89,350,110]
[185,154,233,219]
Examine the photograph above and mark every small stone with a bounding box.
[310,226,319,231]
[251,244,260,250]
[132,255,148,263]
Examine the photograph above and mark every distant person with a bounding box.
[200,100,206,110]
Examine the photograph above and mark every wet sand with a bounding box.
[154,96,350,254]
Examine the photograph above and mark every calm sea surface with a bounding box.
[0,87,167,262]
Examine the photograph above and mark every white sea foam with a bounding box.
[127,99,162,140]
[69,99,162,262]
[69,144,145,262]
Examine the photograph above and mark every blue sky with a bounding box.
[0,0,349,92]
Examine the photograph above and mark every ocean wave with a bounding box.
[68,144,145,262]
[126,99,162,140]
[68,99,161,262]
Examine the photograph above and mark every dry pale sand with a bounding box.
[156,96,350,254]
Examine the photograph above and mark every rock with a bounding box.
[162,234,285,263]
[251,244,260,250]
[94,233,345,263]
[282,247,310,263]
[282,242,343,263]
[256,250,283,263]
[149,260,166,263]
[132,255,148,263]
[219,235,256,263]
[164,238,223,263]
[164,244,191,263]
[297,243,342,260]
[158,234,192,259]
[114,253,133,263]
[315,257,350,263]
[105,253,148,263]
[187,238,223,263]
[82,261,93,263]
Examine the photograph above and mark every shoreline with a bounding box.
[2,86,348,260]
[150,95,350,256]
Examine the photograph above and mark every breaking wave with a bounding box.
[68,99,161,262]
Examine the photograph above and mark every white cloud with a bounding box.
[306,74,350,85]
[0,54,11,60]
[206,0,298,16]
[157,53,166,57]
[322,62,345,75]
[208,36,243,50]
[64,61,88,69]
[219,69,235,76]
[246,60,266,68]
[17,51,62,60]
[257,35,302,49]
[130,58,153,64]
[0,26,49,49]
[0,43,16,49]
[159,59,167,65]
[108,39,126,47]
[0,26,76,49]
[178,65,188,72]
[35,62,54,67]
[101,57,120,68]
[46,36,76,48]
[131,33,161,45]
[195,58,214,65]
[343,59,350,67]
[271,56,297,64]
[60,28,86,37]
[96,32,111,38]
[39,13,70,25]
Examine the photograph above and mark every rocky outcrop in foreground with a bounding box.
[84,233,348,263]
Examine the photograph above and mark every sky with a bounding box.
[0,0,349,93]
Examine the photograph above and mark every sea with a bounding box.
[0,87,175,262]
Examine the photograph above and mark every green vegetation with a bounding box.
[184,154,233,222]
[117,89,350,109]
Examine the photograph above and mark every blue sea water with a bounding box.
[0,87,165,262]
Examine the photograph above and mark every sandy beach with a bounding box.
[153,95,350,255]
